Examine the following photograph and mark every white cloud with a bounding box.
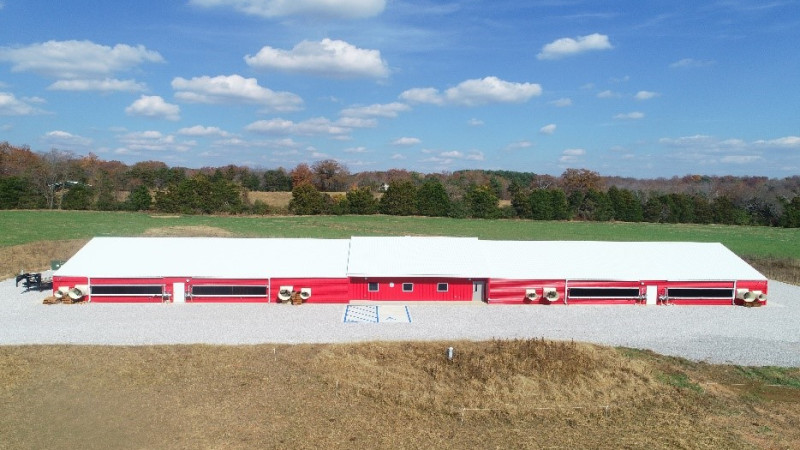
[118,130,191,152]
[125,95,181,121]
[549,97,572,107]
[177,125,231,137]
[721,155,762,164]
[537,33,613,60]
[391,137,421,146]
[48,78,146,92]
[0,40,163,79]
[539,124,557,135]
[400,76,541,107]
[172,74,303,112]
[340,102,409,118]
[441,150,463,158]
[391,153,406,160]
[634,90,660,100]
[335,117,377,128]
[344,146,367,153]
[467,118,484,127]
[466,152,485,161]
[0,92,43,115]
[506,140,533,150]
[245,117,350,137]
[670,58,715,69]
[400,87,444,105]
[245,38,389,79]
[189,0,386,19]
[597,90,619,99]
[614,111,645,120]
[754,136,800,148]
[559,148,586,163]
[42,130,93,147]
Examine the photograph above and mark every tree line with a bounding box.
[1,142,799,227]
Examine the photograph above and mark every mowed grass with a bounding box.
[2,341,799,449]
[1,210,798,258]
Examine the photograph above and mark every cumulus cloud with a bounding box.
[177,125,231,137]
[189,0,386,19]
[245,39,389,79]
[125,95,181,121]
[392,137,421,146]
[400,76,541,107]
[721,155,762,164]
[754,136,800,148]
[0,92,43,115]
[335,117,377,128]
[245,117,351,137]
[656,134,799,168]
[467,118,484,127]
[340,102,409,118]
[172,74,303,112]
[0,40,163,79]
[42,130,93,148]
[597,90,619,99]
[539,124,557,135]
[549,97,572,107]
[48,78,146,92]
[614,111,645,120]
[634,90,660,100]
[344,146,367,153]
[537,33,612,60]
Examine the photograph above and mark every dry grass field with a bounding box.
[1,340,799,449]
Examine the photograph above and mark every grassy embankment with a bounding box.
[0,210,797,282]
[2,341,799,449]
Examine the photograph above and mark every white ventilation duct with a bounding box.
[54,286,69,300]
[299,288,312,300]
[753,290,767,302]
[525,288,538,301]
[736,288,756,302]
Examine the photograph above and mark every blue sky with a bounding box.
[0,0,798,177]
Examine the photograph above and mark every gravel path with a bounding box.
[2,272,799,367]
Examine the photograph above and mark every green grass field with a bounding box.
[1,210,798,258]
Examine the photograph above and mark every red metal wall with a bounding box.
[89,277,165,303]
[350,277,474,301]
[271,278,350,303]
[487,279,566,305]
[180,277,269,303]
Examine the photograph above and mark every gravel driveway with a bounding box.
[3,273,798,367]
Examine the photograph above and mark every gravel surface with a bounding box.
[2,272,799,367]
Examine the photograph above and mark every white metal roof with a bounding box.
[477,240,766,281]
[55,237,351,279]
[55,237,766,282]
[346,236,483,278]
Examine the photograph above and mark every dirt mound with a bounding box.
[141,226,234,237]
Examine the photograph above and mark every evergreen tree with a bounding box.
[465,185,499,219]
[289,183,326,215]
[379,181,417,215]
[550,189,570,220]
[127,185,152,211]
[61,184,94,210]
[346,187,378,214]
[416,178,450,217]
[529,189,554,220]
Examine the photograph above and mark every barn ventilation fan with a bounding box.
[54,286,69,300]
[543,287,559,302]
[299,288,312,300]
[736,288,756,302]
[525,289,538,301]
[278,286,293,302]
[68,284,89,301]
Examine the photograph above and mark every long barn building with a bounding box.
[52,236,768,306]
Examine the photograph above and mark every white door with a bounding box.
[173,282,186,303]
[645,285,657,306]
[472,281,485,302]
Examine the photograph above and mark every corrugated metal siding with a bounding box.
[487,279,566,304]
[271,278,350,303]
[350,277,474,301]
[89,277,165,303]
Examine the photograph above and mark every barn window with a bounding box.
[568,288,640,298]
[191,285,266,297]
[402,283,414,292]
[437,283,449,292]
[667,288,733,298]
[90,285,163,296]
[368,282,379,292]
